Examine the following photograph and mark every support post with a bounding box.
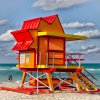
[21,72,27,87]
[46,73,54,92]
[67,72,81,91]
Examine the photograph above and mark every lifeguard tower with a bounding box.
[1,15,98,94]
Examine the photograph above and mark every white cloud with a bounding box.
[0,20,8,26]
[87,48,100,54]
[75,30,100,39]
[5,52,17,56]
[80,45,100,54]
[63,22,95,29]
[32,0,89,11]
[0,30,16,42]
[81,45,96,50]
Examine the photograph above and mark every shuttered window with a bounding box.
[49,38,64,51]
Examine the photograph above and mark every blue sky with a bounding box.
[0,0,100,63]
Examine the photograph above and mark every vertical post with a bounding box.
[52,52,54,68]
[46,52,48,68]
[71,54,72,65]
[37,68,39,93]
[79,54,81,68]
[21,72,27,87]
[68,72,81,91]
[46,73,54,92]
[66,53,67,68]
[36,52,37,65]
[39,52,41,68]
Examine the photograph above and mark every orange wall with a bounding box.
[29,30,38,50]
[38,17,64,34]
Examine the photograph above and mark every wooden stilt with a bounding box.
[21,72,27,87]
[67,72,81,91]
[46,73,54,92]
[73,73,81,91]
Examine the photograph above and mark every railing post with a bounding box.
[71,54,72,65]
[52,52,54,68]
[39,52,41,68]
[79,54,81,68]
[36,52,37,65]
[66,53,67,68]
[46,52,48,68]
[37,68,39,93]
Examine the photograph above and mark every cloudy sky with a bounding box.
[0,0,100,63]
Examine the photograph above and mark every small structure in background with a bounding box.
[0,15,99,94]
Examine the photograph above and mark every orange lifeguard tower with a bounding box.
[1,15,98,94]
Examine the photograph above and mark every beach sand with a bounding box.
[0,82,100,100]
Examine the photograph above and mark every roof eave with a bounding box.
[38,32,87,41]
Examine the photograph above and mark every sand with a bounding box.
[0,82,100,100]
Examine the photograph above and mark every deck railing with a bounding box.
[37,52,55,68]
[37,51,97,83]
[83,68,97,81]
[66,52,97,82]
[37,51,85,68]
[66,52,85,68]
